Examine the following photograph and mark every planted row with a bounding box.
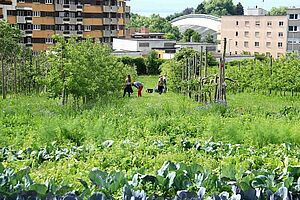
[1,161,300,199]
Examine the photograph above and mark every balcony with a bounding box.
[25,30,33,35]
[103,30,111,37]
[111,30,117,37]
[103,5,118,13]
[103,18,110,25]
[77,4,83,10]
[111,18,117,24]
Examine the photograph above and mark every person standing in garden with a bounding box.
[157,75,164,95]
[123,75,133,97]
[163,74,167,93]
[132,81,144,97]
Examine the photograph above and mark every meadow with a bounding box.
[0,76,300,199]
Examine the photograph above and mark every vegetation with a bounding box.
[46,36,136,105]
[1,75,300,198]
[268,6,288,16]
[226,54,300,95]
[128,14,181,40]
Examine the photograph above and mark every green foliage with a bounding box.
[146,50,163,75]
[129,14,181,40]
[203,0,236,16]
[46,35,136,104]
[183,29,201,42]
[235,2,244,15]
[0,20,21,58]
[268,6,288,16]
[226,54,300,93]
[117,56,147,75]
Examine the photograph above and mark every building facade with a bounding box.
[221,15,288,58]
[113,38,176,56]
[287,8,300,54]
[0,0,130,51]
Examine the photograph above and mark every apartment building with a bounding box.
[287,8,300,54]
[221,15,288,58]
[0,0,130,51]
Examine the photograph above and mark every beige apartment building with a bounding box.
[0,0,130,51]
[221,15,288,58]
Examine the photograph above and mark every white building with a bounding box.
[113,38,176,56]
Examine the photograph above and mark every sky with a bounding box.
[127,0,300,17]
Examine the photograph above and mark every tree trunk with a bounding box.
[1,57,6,99]
[14,57,17,94]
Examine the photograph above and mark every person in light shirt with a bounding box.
[132,81,144,97]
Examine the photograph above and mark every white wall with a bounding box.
[113,38,138,52]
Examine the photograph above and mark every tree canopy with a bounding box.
[129,14,181,40]
[268,6,288,16]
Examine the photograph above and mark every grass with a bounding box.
[0,75,300,187]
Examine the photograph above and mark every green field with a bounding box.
[1,76,300,199]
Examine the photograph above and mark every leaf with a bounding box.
[102,140,114,148]
[167,171,176,188]
[89,168,107,188]
[29,183,48,195]
[88,192,107,200]
[0,163,4,174]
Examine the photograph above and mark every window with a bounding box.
[236,21,239,26]
[289,26,298,32]
[18,0,25,3]
[245,21,249,26]
[45,0,53,4]
[33,24,41,30]
[27,37,31,44]
[267,32,271,37]
[278,42,283,48]
[235,51,238,55]
[255,32,260,38]
[279,21,284,27]
[255,42,259,47]
[235,41,238,46]
[32,11,40,17]
[255,21,260,26]
[45,38,53,44]
[278,32,283,37]
[244,41,249,47]
[139,43,149,47]
[267,21,272,26]
[235,31,238,36]
[244,31,249,37]
[266,42,271,48]
[266,52,271,56]
[33,0,40,3]
[277,53,283,58]
[84,25,91,31]
[289,14,298,19]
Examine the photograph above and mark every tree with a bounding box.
[192,32,201,42]
[0,20,21,99]
[235,2,244,15]
[146,50,160,75]
[195,3,206,14]
[268,6,288,16]
[204,34,214,44]
[47,35,136,105]
[203,0,236,16]
[182,7,194,15]
[129,13,182,40]
[183,29,201,42]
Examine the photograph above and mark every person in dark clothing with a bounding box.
[123,75,133,97]
[157,75,164,95]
